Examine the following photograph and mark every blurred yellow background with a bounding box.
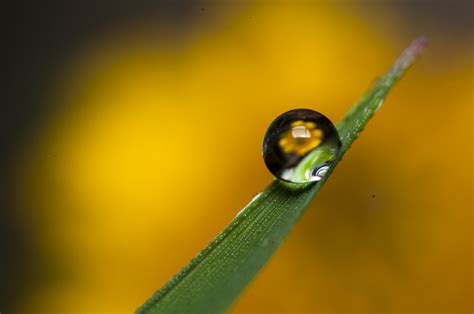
[5,1,472,313]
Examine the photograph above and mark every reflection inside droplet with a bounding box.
[262,109,341,183]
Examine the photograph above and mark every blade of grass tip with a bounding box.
[136,36,427,314]
[336,35,427,148]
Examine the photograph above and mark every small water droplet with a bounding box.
[262,109,341,183]
[234,192,262,218]
[374,99,384,112]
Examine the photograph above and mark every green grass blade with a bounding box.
[137,36,427,314]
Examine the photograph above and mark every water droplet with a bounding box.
[234,192,262,218]
[262,109,341,183]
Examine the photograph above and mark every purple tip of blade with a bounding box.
[392,35,428,72]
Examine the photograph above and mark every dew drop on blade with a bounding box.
[262,109,341,183]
